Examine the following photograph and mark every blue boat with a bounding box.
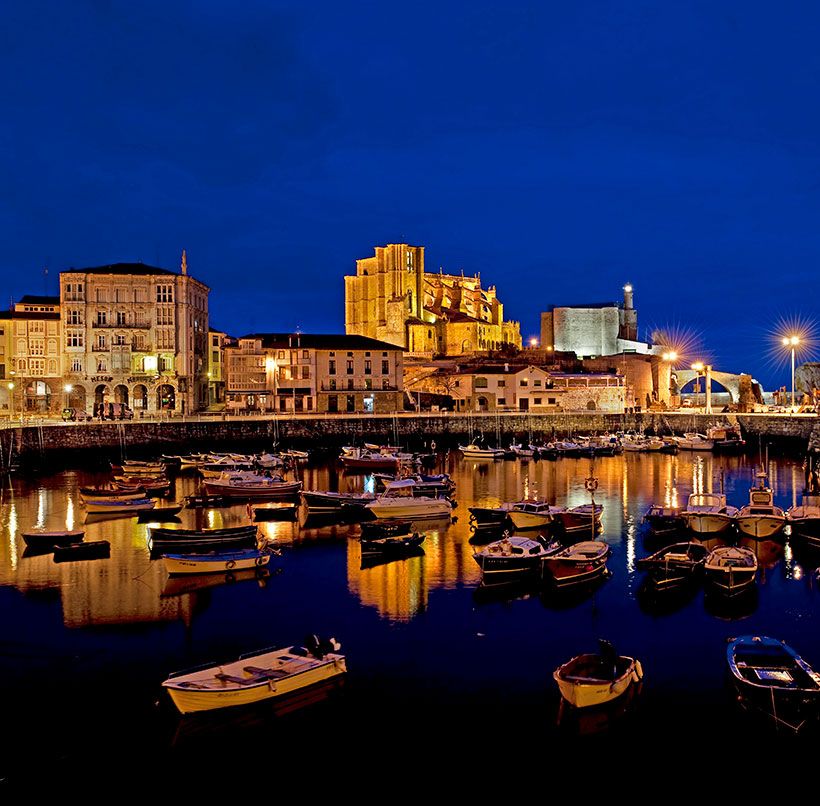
[727,636,820,732]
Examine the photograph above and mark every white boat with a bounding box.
[681,492,738,535]
[364,479,453,520]
[473,534,562,578]
[787,494,820,549]
[736,474,786,539]
[507,499,554,530]
[162,638,346,715]
[705,546,757,596]
[676,433,715,451]
[510,444,535,458]
[621,435,664,452]
[459,444,505,459]
[163,548,273,575]
[84,497,156,514]
[203,473,303,499]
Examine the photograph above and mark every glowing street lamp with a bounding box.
[529,337,539,348]
[662,351,678,405]
[782,335,800,410]
[691,362,705,409]
[7,382,14,419]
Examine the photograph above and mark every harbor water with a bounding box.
[1,449,819,785]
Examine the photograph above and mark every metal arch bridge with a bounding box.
[673,369,747,402]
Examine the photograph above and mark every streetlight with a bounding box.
[782,336,799,410]
[662,351,678,404]
[7,382,14,419]
[691,362,704,409]
[529,337,539,348]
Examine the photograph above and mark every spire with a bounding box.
[181,249,188,275]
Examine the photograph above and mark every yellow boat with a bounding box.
[163,639,346,715]
[554,641,643,709]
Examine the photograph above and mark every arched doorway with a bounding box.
[25,381,52,413]
[157,384,176,411]
[67,386,86,412]
[476,396,489,412]
[114,384,129,406]
[95,384,110,407]
[133,384,148,410]
[586,400,597,410]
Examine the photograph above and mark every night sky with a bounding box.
[3,1,819,389]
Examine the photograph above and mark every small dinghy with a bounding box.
[162,635,347,715]
[554,639,643,709]
[359,519,413,539]
[544,541,610,587]
[642,504,686,535]
[727,635,820,732]
[472,533,562,580]
[301,490,376,512]
[80,486,146,500]
[637,542,709,591]
[705,546,757,596]
[53,540,110,562]
[148,525,260,554]
[21,529,84,549]
[163,547,277,575]
[468,504,513,530]
[360,530,426,555]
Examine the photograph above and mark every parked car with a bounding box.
[62,407,93,422]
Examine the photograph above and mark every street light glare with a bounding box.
[791,336,800,346]
[691,362,704,371]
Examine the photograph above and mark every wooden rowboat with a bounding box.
[84,497,155,514]
[163,548,275,575]
[162,638,346,715]
[21,529,85,549]
[53,540,111,562]
[554,640,643,709]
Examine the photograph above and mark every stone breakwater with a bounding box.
[1,411,817,469]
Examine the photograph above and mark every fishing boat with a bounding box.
[21,528,85,549]
[736,474,786,539]
[554,640,643,709]
[114,478,171,495]
[162,636,347,715]
[79,486,146,500]
[203,474,303,499]
[373,472,455,496]
[510,444,535,458]
[360,530,426,554]
[148,525,260,554]
[675,433,715,451]
[544,540,610,586]
[84,497,156,514]
[726,635,820,732]
[642,504,686,535]
[704,546,757,596]
[458,444,505,460]
[709,424,746,454]
[506,499,554,530]
[637,542,709,590]
[53,540,110,562]
[163,547,275,575]
[472,533,562,579]
[681,492,738,535]
[550,504,604,535]
[359,519,412,539]
[301,490,376,512]
[787,494,820,548]
[339,448,399,470]
[622,435,664,452]
[364,480,453,520]
[468,504,514,530]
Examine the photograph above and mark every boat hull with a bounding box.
[554,656,640,709]
[365,501,452,520]
[683,512,734,535]
[468,507,509,529]
[164,552,270,575]
[736,515,785,539]
[507,511,552,530]
[203,481,302,498]
[705,567,756,596]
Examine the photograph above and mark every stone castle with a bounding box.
[344,243,521,357]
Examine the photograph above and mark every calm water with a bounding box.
[2,450,819,784]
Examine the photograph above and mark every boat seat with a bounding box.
[242,665,290,679]
[214,673,254,685]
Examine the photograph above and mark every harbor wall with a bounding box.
[2,411,817,468]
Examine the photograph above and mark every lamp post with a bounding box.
[662,350,678,406]
[64,384,73,412]
[7,382,14,420]
[782,336,799,410]
[691,362,704,410]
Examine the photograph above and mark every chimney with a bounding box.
[181,249,188,275]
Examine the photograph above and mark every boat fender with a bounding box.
[633,660,644,682]
[226,560,237,570]
[255,556,266,566]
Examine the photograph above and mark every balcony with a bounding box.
[92,322,151,329]
[319,383,398,392]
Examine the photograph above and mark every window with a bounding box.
[329,360,336,375]
[95,288,107,303]
[212,350,219,364]
[17,359,26,372]
[157,308,173,326]
[71,357,82,372]
[381,360,389,375]
[277,350,285,360]
[497,380,506,387]
[96,311,107,326]
[534,398,542,405]
[159,357,172,372]
[329,379,336,390]
[212,335,219,347]
[520,379,528,387]
[534,380,542,387]
[347,379,354,390]
[364,360,371,375]
[96,359,107,372]
[365,379,372,390]
[134,288,147,303]
[474,377,488,388]
[116,288,128,303]
[66,333,84,348]
[382,352,387,357]
[548,397,556,404]
[156,284,173,303]
[30,321,44,334]
[365,351,371,357]
[498,398,506,405]
[346,360,353,374]
[67,310,82,326]
[301,366,310,379]
[30,341,44,356]
[328,395,338,413]
[347,352,353,357]
[302,350,309,359]
[116,311,127,325]
[30,359,45,376]
[97,335,106,349]
[346,395,355,412]
[329,351,335,357]
[48,359,57,375]
[114,334,127,346]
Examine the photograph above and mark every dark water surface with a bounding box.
[2,450,819,786]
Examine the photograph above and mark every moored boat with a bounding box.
[364,480,452,520]
[360,530,426,554]
[507,499,554,531]
[472,533,562,580]
[787,494,820,548]
[459,443,505,460]
[339,448,399,470]
[736,474,786,539]
[726,635,820,732]
[359,519,412,539]
[681,492,738,535]
[642,504,686,535]
[163,548,275,575]
[554,640,643,709]
[637,541,708,590]
[80,486,146,500]
[21,528,85,549]
[301,490,376,512]
[84,497,156,514]
[550,504,603,535]
[704,545,757,596]
[675,433,714,451]
[162,637,346,715]
[53,540,110,562]
[469,504,514,530]
[203,474,303,499]
[709,424,746,454]
[147,525,260,554]
[545,540,610,586]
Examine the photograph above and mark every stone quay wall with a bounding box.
[2,411,818,469]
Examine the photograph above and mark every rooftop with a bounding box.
[544,301,620,312]
[18,295,59,306]
[238,333,405,352]
[61,262,176,277]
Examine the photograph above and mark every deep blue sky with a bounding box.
[2,1,819,389]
